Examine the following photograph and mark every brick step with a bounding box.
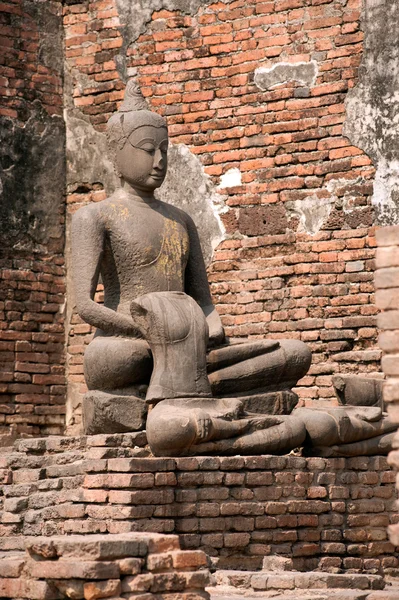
[210,589,399,600]
[214,569,385,592]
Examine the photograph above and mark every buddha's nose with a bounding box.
[154,148,165,169]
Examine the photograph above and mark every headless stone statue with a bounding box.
[136,292,396,457]
[72,80,311,434]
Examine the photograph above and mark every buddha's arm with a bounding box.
[71,205,141,337]
[184,214,224,345]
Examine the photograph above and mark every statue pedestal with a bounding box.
[1,434,397,574]
[83,389,147,434]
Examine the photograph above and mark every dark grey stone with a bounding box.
[83,390,147,435]
[0,105,65,254]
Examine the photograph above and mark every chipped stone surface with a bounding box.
[286,177,374,235]
[254,61,318,91]
[344,0,399,225]
[239,204,288,237]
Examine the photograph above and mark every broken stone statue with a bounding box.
[71,80,311,435]
[132,290,396,457]
[72,80,395,457]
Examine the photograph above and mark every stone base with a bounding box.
[82,389,147,435]
[214,568,385,592]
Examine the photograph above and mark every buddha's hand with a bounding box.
[203,305,225,347]
[195,410,213,442]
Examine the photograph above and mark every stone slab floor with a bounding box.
[210,585,399,600]
[209,572,399,599]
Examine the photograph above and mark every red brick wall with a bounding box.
[1,434,397,574]
[0,0,66,437]
[64,0,379,428]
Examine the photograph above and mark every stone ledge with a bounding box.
[210,587,399,600]
[210,570,399,600]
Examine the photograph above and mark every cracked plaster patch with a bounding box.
[65,67,119,196]
[286,196,333,235]
[254,61,318,91]
[285,178,371,235]
[344,0,399,225]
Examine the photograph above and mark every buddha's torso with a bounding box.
[98,192,190,318]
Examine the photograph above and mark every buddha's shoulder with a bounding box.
[157,200,195,227]
[72,192,122,222]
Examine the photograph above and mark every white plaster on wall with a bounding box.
[254,61,318,91]
[372,158,399,219]
[286,195,333,235]
[343,0,399,225]
[218,168,242,189]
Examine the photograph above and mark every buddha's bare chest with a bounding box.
[101,206,190,275]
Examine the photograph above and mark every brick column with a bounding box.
[375,225,399,546]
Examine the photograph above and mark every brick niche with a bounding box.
[64,0,380,429]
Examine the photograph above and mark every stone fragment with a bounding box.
[262,555,293,571]
[239,389,298,415]
[53,579,85,599]
[332,376,384,408]
[118,558,142,575]
[25,533,166,561]
[146,553,173,571]
[0,577,59,599]
[238,204,288,236]
[83,391,147,435]
[121,573,153,593]
[29,560,120,580]
[0,556,25,577]
[83,579,121,600]
[171,550,208,569]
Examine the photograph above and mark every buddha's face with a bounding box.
[116,124,168,192]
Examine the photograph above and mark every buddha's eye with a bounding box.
[140,145,155,155]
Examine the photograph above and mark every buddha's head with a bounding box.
[107,80,168,192]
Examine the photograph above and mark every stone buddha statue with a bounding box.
[71,80,311,434]
[72,80,395,458]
